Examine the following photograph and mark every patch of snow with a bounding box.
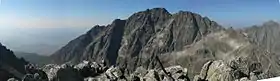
[258,77,280,81]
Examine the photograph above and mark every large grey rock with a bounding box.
[42,64,61,81]
[24,64,48,81]
[52,64,83,81]
[75,61,98,77]
[159,66,189,81]
[196,60,235,81]
[194,60,276,81]
[128,65,189,81]
[105,66,124,80]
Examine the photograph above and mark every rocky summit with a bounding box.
[2,8,280,81]
[50,7,224,73]
[48,8,280,81]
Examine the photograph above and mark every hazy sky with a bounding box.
[0,0,280,28]
[0,0,279,55]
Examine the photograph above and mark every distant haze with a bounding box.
[0,27,90,55]
[0,0,279,55]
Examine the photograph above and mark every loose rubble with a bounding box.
[7,60,192,81]
[6,58,277,81]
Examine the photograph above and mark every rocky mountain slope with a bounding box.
[0,43,28,81]
[51,7,223,66]
[169,29,280,80]
[50,8,280,80]
[243,21,280,55]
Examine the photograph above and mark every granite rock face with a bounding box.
[163,29,280,80]
[117,8,224,72]
[51,8,223,72]
[2,8,280,81]
[243,21,280,55]
[49,8,280,81]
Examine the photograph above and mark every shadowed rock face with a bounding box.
[50,25,106,64]
[0,43,28,81]
[117,9,224,73]
[51,19,126,65]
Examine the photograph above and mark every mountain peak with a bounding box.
[263,20,279,26]
[148,7,168,12]
[112,19,125,24]
[131,7,170,17]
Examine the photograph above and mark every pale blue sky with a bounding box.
[0,0,279,55]
[0,0,279,28]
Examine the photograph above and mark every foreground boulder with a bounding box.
[13,59,279,81]
[61,60,190,81]
[41,61,109,81]
[74,60,108,77]
[159,66,189,81]
[51,64,83,81]
[193,60,260,81]
[42,64,61,81]
[85,66,126,81]
[127,66,190,81]
[24,64,48,81]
